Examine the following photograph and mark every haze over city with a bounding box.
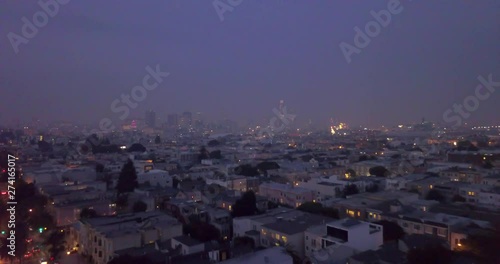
[1,1,500,264]
[1,1,499,128]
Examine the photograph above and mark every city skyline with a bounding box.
[1,1,499,128]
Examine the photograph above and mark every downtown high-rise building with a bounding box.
[180,111,192,128]
[167,114,178,128]
[145,110,156,128]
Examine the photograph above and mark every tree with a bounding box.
[109,255,155,264]
[369,166,390,177]
[483,161,493,169]
[256,161,280,172]
[210,150,222,159]
[359,155,369,161]
[198,146,210,162]
[366,184,379,193]
[452,194,466,202]
[297,202,339,219]
[80,208,97,219]
[38,140,53,152]
[407,244,452,264]
[391,153,402,159]
[301,154,314,162]
[456,140,478,151]
[374,220,404,242]
[116,194,128,209]
[132,201,148,213]
[234,164,259,176]
[184,219,221,242]
[95,163,105,173]
[154,135,161,144]
[173,177,180,189]
[426,189,445,202]
[342,184,359,198]
[345,169,356,177]
[233,236,255,249]
[461,226,500,263]
[44,230,66,260]
[207,139,220,147]
[128,143,146,153]
[232,191,258,217]
[116,159,138,194]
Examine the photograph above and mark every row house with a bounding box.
[458,184,500,207]
[259,182,315,208]
[382,209,490,249]
[75,211,182,264]
[439,167,484,184]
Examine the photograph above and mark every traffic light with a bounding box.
[39,228,43,233]
[1,230,5,235]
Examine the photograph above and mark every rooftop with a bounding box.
[173,235,203,247]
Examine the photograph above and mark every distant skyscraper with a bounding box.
[167,114,178,128]
[181,111,192,127]
[145,110,156,128]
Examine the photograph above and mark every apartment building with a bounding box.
[76,211,182,264]
[259,182,314,208]
[137,169,172,187]
[382,209,490,248]
[304,219,383,262]
[233,208,331,258]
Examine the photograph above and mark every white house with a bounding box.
[137,169,172,187]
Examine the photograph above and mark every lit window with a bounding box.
[275,234,280,240]
[282,236,287,243]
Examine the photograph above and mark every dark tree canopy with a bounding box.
[116,194,128,209]
[173,177,180,189]
[369,166,390,177]
[345,169,356,177]
[184,220,221,242]
[95,163,105,173]
[38,140,53,152]
[483,161,493,169]
[366,184,379,193]
[407,244,452,264]
[234,164,259,176]
[109,255,155,264]
[452,194,466,202]
[128,143,146,153]
[232,191,258,217]
[45,230,66,260]
[297,202,339,219]
[374,220,405,242]
[256,161,280,172]
[198,146,210,162]
[207,139,220,147]
[132,201,148,213]
[154,135,161,144]
[456,140,479,151]
[210,150,222,159]
[80,208,98,219]
[425,189,445,202]
[342,184,359,198]
[116,159,138,194]
[461,226,500,263]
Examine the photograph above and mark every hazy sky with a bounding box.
[1,0,499,128]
